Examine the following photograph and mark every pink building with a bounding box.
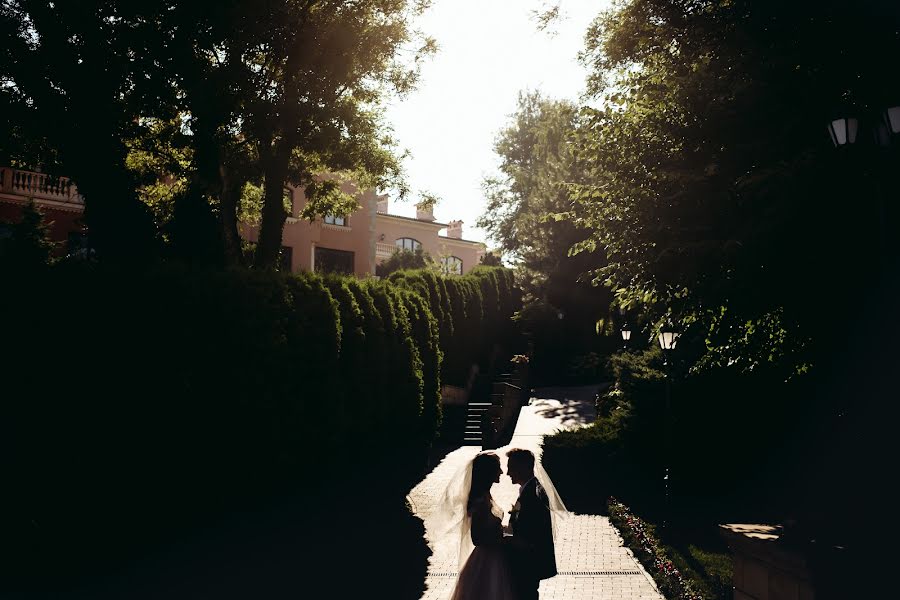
[1,166,485,274]
[0,167,88,256]
[242,180,485,276]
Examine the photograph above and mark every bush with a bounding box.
[388,266,519,386]
[376,247,431,277]
[396,287,442,443]
[0,265,443,589]
[607,498,710,600]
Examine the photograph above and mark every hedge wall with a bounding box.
[2,264,516,590]
[1,265,444,586]
[388,266,519,386]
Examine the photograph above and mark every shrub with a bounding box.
[376,247,431,277]
[1,265,441,587]
[364,280,424,432]
[608,498,708,600]
[397,288,442,442]
[388,266,519,386]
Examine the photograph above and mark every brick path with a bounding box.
[409,385,664,600]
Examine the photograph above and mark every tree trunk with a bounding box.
[255,149,290,269]
[72,146,159,264]
[254,47,304,270]
[219,164,245,266]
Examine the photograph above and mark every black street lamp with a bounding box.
[657,323,680,530]
[620,324,632,350]
[826,104,900,270]
[826,117,859,147]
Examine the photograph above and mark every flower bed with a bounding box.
[607,498,707,600]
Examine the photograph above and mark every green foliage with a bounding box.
[544,344,818,525]
[365,281,425,430]
[1,264,449,583]
[0,200,55,270]
[387,266,520,386]
[415,191,440,210]
[479,251,503,266]
[397,288,443,442]
[479,91,615,379]
[0,1,434,265]
[570,0,900,374]
[607,499,708,600]
[377,247,432,277]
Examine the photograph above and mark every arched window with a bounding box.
[441,255,463,275]
[395,237,421,252]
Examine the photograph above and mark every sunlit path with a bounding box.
[409,386,664,600]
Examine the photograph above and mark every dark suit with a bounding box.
[507,478,556,600]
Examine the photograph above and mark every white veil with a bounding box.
[429,453,477,570]
[535,460,569,540]
[428,451,568,570]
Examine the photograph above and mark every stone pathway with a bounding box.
[408,385,664,600]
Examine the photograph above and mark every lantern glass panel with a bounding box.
[828,118,859,146]
[886,107,900,134]
[658,331,680,350]
[847,118,859,143]
[829,119,847,145]
[621,329,632,341]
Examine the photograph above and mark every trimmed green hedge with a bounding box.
[1,265,446,583]
[3,264,516,587]
[388,266,519,385]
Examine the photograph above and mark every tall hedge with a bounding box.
[397,288,442,443]
[388,266,519,386]
[1,265,439,584]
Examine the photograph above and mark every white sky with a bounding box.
[383,0,609,245]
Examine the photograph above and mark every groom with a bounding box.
[504,448,556,600]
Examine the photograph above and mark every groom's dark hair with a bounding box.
[506,448,535,471]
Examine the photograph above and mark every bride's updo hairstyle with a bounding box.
[468,452,500,507]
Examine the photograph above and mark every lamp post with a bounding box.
[657,324,680,530]
[826,106,900,269]
[620,324,632,350]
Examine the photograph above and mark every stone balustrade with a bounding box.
[0,167,84,206]
[375,241,396,259]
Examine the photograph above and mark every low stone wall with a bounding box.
[440,385,468,406]
[720,524,851,600]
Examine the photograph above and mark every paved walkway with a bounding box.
[409,385,664,600]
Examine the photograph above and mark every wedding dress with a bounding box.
[448,495,516,600]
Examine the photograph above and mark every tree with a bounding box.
[1,1,433,267]
[242,0,434,268]
[479,91,614,373]
[570,0,900,374]
[0,201,55,270]
[479,251,503,266]
[377,247,432,277]
[0,1,173,262]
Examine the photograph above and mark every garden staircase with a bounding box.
[460,360,529,447]
[462,401,493,446]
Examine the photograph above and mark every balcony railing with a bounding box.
[376,241,397,259]
[0,167,84,206]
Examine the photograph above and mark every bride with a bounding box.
[430,450,567,599]
[444,452,516,600]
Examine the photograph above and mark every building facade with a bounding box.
[0,167,87,256]
[241,180,485,276]
[1,166,484,274]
